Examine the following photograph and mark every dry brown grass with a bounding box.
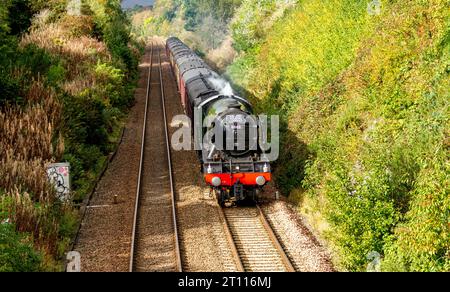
[0,78,64,255]
[59,15,95,38]
[206,36,237,70]
[21,22,111,83]
[2,189,59,255]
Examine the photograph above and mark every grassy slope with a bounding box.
[228,0,449,271]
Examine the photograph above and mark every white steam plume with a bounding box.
[207,76,234,96]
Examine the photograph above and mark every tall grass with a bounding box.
[21,21,111,83]
[0,77,64,261]
[1,2,140,270]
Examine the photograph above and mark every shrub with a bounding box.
[7,0,33,35]
[0,223,43,272]
[94,61,130,108]
[0,0,140,271]
[0,73,22,107]
[59,15,94,38]
[229,0,449,271]
[16,44,53,78]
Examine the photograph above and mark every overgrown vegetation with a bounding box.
[129,0,241,69]
[3,0,448,272]
[227,0,449,271]
[0,222,43,272]
[0,0,141,270]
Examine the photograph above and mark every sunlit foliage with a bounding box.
[228,0,449,271]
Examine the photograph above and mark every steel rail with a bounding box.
[129,44,153,272]
[220,204,296,272]
[256,205,296,272]
[217,205,245,272]
[158,48,183,272]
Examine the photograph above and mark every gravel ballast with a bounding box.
[73,48,151,272]
[161,44,239,272]
[261,201,335,272]
[74,40,335,273]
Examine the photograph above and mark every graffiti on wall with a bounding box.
[47,163,71,200]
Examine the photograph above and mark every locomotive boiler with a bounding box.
[166,37,272,206]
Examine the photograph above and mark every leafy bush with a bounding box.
[183,0,240,31]
[62,90,108,148]
[7,0,33,35]
[231,0,277,52]
[0,73,22,107]
[0,223,43,272]
[59,14,95,37]
[229,0,449,271]
[0,0,141,271]
[16,44,54,77]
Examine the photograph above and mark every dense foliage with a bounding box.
[128,0,449,272]
[131,0,241,63]
[0,222,43,272]
[182,0,241,32]
[228,0,449,271]
[0,0,141,270]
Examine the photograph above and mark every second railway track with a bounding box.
[129,42,295,273]
[75,39,332,272]
[129,43,182,272]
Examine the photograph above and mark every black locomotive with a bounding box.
[166,37,272,205]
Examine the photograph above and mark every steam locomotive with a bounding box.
[166,37,272,206]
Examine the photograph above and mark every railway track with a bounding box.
[75,39,331,272]
[220,205,296,272]
[129,42,293,273]
[129,43,182,272]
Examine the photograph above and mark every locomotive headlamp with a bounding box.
[256,176,266,186]
[263,164,270,173]
[207,165,213,174]
[212,177,222,187]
